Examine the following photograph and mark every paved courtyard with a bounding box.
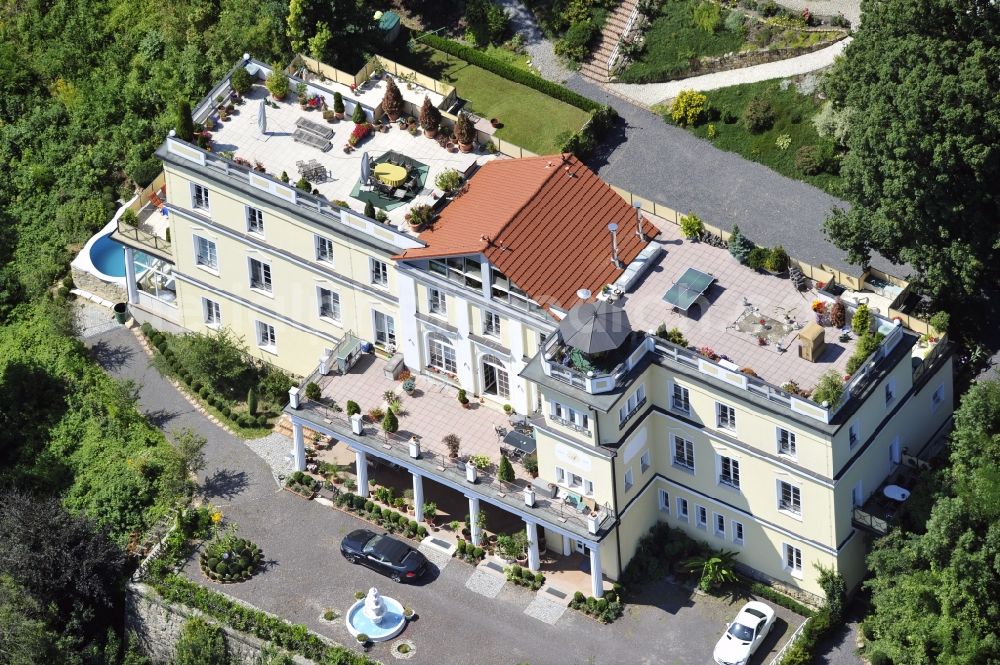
[83,318,805,665]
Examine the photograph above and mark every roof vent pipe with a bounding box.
[577,288,592,301]
[608,223,624,269]
[634,202,647,241]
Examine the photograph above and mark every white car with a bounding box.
[713,600,777,665]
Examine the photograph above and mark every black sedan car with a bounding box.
[340,529,428,583]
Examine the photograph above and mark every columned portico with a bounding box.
[124,246,140,304]
[590,545,603,598]
[469,496,482,546]
[412,472,424,523]
[292,420,306,472]
[355,449,369,498]
[525,521,540,572]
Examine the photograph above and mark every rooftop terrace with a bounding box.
[193,63,496,233]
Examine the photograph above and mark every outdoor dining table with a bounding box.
[373,162,407,187]
[502,430,536,459]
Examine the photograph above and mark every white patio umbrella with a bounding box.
[257,98,267,135]
[360,152,371,185]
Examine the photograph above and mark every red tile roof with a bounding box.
[396,154,655,313]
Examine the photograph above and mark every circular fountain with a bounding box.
[345,587,407,642]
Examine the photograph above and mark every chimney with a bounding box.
[608,223,624,269]
[634,202,647,241]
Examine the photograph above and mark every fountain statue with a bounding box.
[346,586,407,642]
[363,587,387,626]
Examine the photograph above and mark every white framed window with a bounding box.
[640,450,651,473]
[885,379,896,406]
[255,320,276,350]
[248,258,272,293]
[202,298,221,326]
[315,235,335,264]
[193,235,218,271]
[658,489,669,512]
[849,422,860,448]
[618,384,647,425]
[191,183,210,210]
[427,333,457,373]
[555,466,566,484]
[483,310,501,337]
[551,401,590,432]
[370,258,388,286]
[716,403,736,431]
[671,383,690,413]
[714,513,725,538]
[777,428,796,457]
[932,384,944,412]
[784,543,803,576]
[778,481,801,516]
[624,467,634,491]
[318,287,341,321]
[672,435,695,472]
[583,479,594,497]
[428,288,447,316]
[568,472,584,490]
[719,456,740,489]
[373,310,395,348]
[696,505,707,529]
[246,206,264,236]
[677,497,689,521]
[732,521,744,545]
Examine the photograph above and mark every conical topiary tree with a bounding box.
[176,100,195,141]
[352,103,366,124]
[382,408,398,434]
[381,78,402,120]
[364,200,375,218]
[420,96,441,133]
[247,386,258,416]
[455,112,476,146]
[333,91,345,115]
[498,453,515,483]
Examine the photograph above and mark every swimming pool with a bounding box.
[89,232,128,278]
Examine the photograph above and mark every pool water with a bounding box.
[345,597,406,642]
[89,232,127,278]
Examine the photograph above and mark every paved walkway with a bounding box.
[609,37,852,106]
[81,315,804,665]
[493,0,572,82]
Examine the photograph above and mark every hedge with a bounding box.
[153,575,376,665]
[418,33,604,113]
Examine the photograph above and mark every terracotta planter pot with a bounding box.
[459,142,473,153]
[424,128,438,139]
[387,112,399,122]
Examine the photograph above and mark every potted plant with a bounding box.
[443,433,461,459]
[266,67,289,100]
[435,168,462,194]
[296,81,308,108]
[402,378,416,394]
[404,204,432,231]
[332,91,345,119]
[381,78,403,121]
[455,112,476,153]
[356,633,370,651]
[423,502,437,526]
[231,67,254,96]
[457,389,470,408]
[419,96,441,138]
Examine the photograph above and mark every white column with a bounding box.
[562,534,572,556]
[506,319,531,416]
[292,420,306,472]
[124,246,140,304]
[468,496,481,546]
[412,472,424,523]
[589,545,603,599]
[526,521,540,572]
[355,449,369,498]
[397,271,421,371]
[454,300,476,391]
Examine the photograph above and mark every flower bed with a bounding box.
[284,471,317,499]
[453,537,485,564]
[198,531,263,583]
[569,587,625,623]
[332,490,428,541]
[505,564,545,590]
[348,123,371,146]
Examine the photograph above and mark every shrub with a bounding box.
[498,454,515,483]
[670,90,708,127]
[381,409,398,434]
[247,386,258,416]
[351,103,366,125]
[813,370,845,407]
[456,389,469,405]
[692,2,722,32]
[456,538,467,554]
[555,20,597,62]
[679,212,704,238]
[742,97,775,133]
[173,617,227,665]
[760,0,779,15]
[176,100,195,141]
[747,246,769,271]
[852,303,873,335]
[265,67,289,99]
[304,382,321,401]
[764,246,789,272]
[830,300,846,328]
[420,34,601,112]
[230,66,253,95]
[929,311,949,335]
[341,400,359,417]
[465,0,509,46]
[723,9,746,32]
[728,225,754,264]
[435,169,462,192]
[455,112,476,145]
[655,325,688,347]
[846,332,885,374]
[812,101,852,147]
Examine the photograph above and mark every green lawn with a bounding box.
[657,80,844,195]
[392,45,591,155]
[619,1,745,83]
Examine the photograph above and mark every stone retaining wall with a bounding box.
[126,582,314,664]
[71,266,127,304]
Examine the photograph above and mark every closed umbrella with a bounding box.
[360,152,371,185]
[257,98,267,135]
[557,300,632,354]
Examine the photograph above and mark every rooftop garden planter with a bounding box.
[199,532,263,583]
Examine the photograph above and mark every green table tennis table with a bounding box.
[662,267,716,313]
